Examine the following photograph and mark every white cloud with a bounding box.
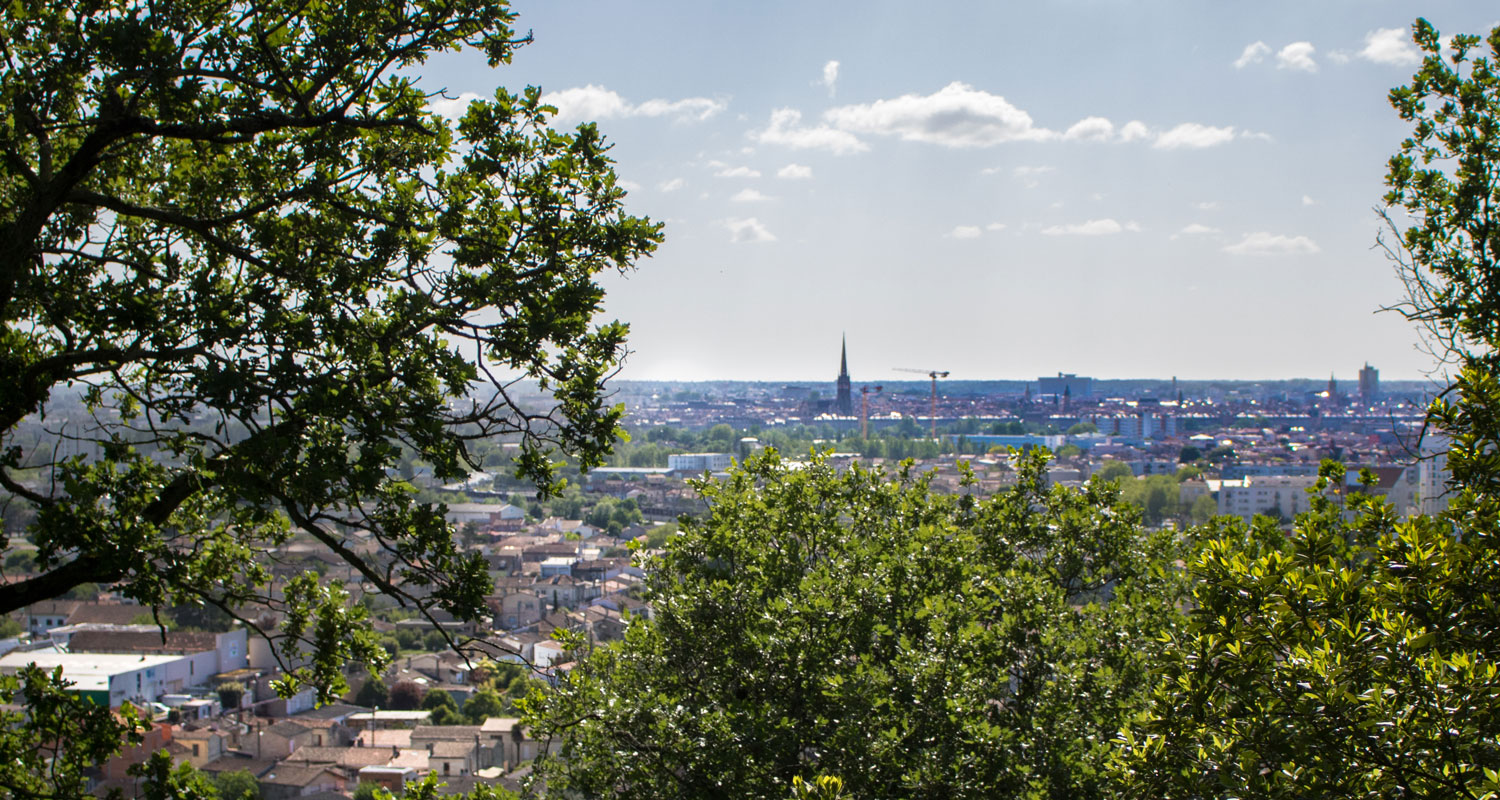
[1302,194,1315,206]
[1041,218,1128,236]
[1196,201,1220,210]
[428,92,483,119]
[726,217,777,244]
[1013,165,1054,177]
[659,178,685,192]
[542,85,726,123]
[1223,232,1321,255]
[1063,116,1115,142]
[731,188,773,202]
[752,108,869,155]
[617,179,642,191]
[715,165,762,179]
[1277,42,1318,72]
[1119,120,1151,142]
[1360,28,1421,65]
[1154,123,1237,150]
[1328,50,1352,65]
[1235,41,1271,68]
[1175,223,1221,236]
[823,82,1053,148]
[947,225,983,239]
[820,60,840,96]
[777,164,813,180]
[985,222,1007,231]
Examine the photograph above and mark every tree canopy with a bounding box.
[1118,20,1500,799]
[0,0,659,704]
[527,449,1187,799]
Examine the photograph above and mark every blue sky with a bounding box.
[422,1,1496,383]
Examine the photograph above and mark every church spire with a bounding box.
[835,334,853,416]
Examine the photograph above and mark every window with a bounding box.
[192,743,200,757]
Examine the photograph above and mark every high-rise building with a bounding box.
[1038,373,1093,399]
[835,336,853,416]
[1359,363,1380,404]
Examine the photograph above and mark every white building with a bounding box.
[1417,433,1452,515]
[667,453,734,473]
[1217,475,1321,523]
[0,650,186,707]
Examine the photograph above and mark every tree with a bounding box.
[1119,21,1500,798]
[0,0,659,712]
[132,751,219,800]
[216,680,246,710]
[1382,20,1500,364]
[463,685,507,723]
[421,687,458,712]
[353,675,388,709]
[526,449,1187,800]
[388,679,426,710]
[0,667,145,798]
[423,629,451,653]
[213,769,262,800]
[1093,460,1135,484]
[429,704,463,725]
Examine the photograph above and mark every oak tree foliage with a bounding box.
[0,0,658,706]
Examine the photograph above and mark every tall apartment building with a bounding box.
[1217,475,1322,523]
[1359,363,1380,404]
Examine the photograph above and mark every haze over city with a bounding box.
[416,0,1497,383]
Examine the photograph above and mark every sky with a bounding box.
[418,1,1497,383]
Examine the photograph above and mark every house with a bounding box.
[281,745,398,780]
[356,765,418,794]
[480,717,541,770]
[89,719,175,792]
[24,600,80,636]
[256,719,329,758]
[174,724,230,767]
[534,574,587,610]
[581,605,629,642]
[411,725,489,771]
[427,739,481,777]
[256,764,345,800]
[489,591,542,631]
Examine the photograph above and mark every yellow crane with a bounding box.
[895,368,950,439]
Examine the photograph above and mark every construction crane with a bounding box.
[860,385,883,439]
[895,368,950,439]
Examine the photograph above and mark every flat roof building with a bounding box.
[0,650,186,707]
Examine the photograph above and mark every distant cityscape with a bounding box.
[0,336,1452,793]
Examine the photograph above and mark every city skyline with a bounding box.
[418,1,1497,382]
